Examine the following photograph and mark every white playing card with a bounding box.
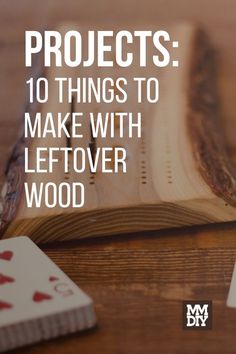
[0,236,96,352]
[227,261,236,307]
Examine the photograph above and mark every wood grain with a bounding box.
[14,226,236,354]
[2,24,236,243]
[1,0,236,353]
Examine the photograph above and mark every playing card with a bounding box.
[0,236,96,352]
[227,261,236,307]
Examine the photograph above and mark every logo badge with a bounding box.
[183,301,212,330]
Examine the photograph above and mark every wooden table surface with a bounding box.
[1,0,236,353]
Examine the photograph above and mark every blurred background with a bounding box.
[1,0,236,191]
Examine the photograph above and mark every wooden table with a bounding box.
[1,0,236,353]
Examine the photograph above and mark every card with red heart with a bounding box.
[0,236,96,352]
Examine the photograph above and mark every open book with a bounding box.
[1,23,236,244]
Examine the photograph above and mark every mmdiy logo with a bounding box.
[182,301,212,330]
